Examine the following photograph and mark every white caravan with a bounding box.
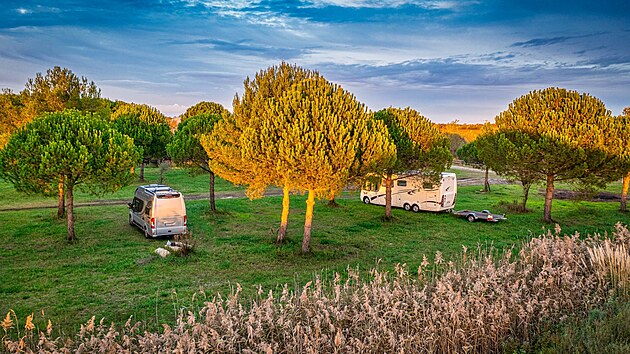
[128,184,187,238]
[360,172,457,212]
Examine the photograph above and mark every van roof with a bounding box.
[139,184,181,196]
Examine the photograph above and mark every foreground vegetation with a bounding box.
[1,167,628,351]
[2,219,628,352]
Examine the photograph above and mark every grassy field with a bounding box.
[0,167,246,210]
[0,167,627,333]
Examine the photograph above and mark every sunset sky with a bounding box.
[1,0,629,122]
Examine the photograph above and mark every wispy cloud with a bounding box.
[511,32,607,48]
[169,38,312,59]
[301,0,473,10]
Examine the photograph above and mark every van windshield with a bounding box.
[155,198,183,216]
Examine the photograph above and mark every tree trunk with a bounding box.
[385,173,393,220]
[484,167,491,192]
[139,160,145,182]
[301,189,315,254]
[521,181,531,211]
[209,171,216,212]
[66,183,75,242]
[621,172,629,212]
[327,189,339,207]
[277,185,290,243]
[57,178,65,218]
[543,174,554,223]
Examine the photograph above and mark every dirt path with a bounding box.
[0,190,285,212]
[0,166,507,212]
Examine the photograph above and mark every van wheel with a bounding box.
[403,203,411,211]
[412,204,420,213]
[363,197,371,204]
[467,215,475,222]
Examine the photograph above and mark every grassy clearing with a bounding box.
[0,167,245,210]
[0,167,628,334]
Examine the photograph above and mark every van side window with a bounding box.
[144,201,152,215]
[132,197,143,212]
[397,180,407,187]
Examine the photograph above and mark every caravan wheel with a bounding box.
[403,203,411,211]
[363,197,371,204]
[412,204,420,213]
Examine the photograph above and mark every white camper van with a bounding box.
[360,172,457,212]
[128,184,187,238]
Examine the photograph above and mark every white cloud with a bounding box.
[301,0,473,9]
[182,0,261,10]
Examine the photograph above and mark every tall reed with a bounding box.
[3,223,628,353]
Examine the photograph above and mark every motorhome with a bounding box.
[128,184,187,238]
[360,172,457,212]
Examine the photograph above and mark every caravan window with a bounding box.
[364,181,379,192]
[423,182,437,190]
[397,180,407,187]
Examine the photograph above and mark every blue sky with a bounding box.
[1,0,628,123]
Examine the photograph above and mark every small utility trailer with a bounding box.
[454,209,507,223]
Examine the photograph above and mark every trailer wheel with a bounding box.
[363,197,371,204]
[412,204,420,213]
[467,215,475,222]
[403,203,411,211]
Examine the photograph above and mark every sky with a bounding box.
[0,0,629,123]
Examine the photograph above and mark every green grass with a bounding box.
[0,167,246,210]
[0,167,627,333]
[510,300,630,353]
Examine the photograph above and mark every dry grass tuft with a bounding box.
[3,223,629,353]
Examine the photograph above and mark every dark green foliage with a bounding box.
[168,114,221,174]
[0,109,140,240]
[167,113,222,211]
[111,102,171,161]
[375,107,452,179]
[446,133,466,156]
[475,131,544,208]
[20,66,111,121]
[456,140,483,167]
[494,87,615,222]
[374,107,452,219]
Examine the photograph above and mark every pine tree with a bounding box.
[111,102,171,181]
[167,113,223,211]
[4,67,111,217]
[0,110,139,241]
[457,139,492,192]
[202,63,318,243]
[265,76,395,252]
[180,101,228,121]
[607,115,630,212]
[475,131,544,211]
[203,63,395,252]
[374,107,452,220]
[495,87,614,222]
